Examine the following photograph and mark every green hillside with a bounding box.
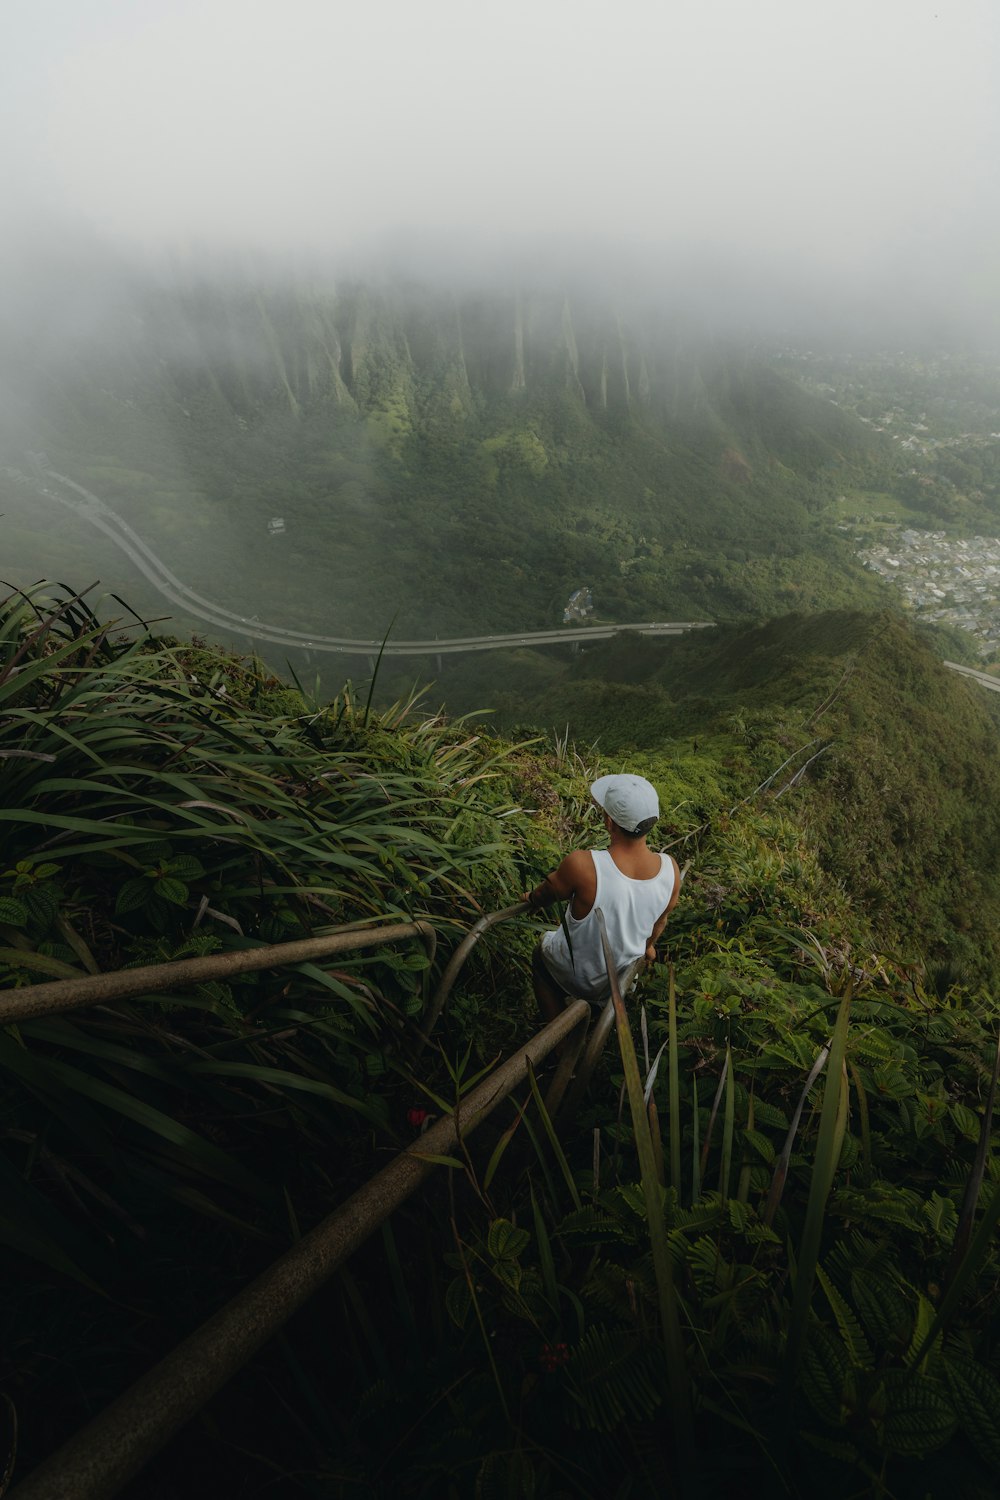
[1,276,895,639]
[421,609,1000,987]
[5,585,1000,1497]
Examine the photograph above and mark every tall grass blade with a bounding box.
[518,1109,560,1209]
[452,1223,511,1423]
[737,1094,755,1205]
[720,1043,735,1201]
[910,1172,1000,1369]
[690,1075,701,1206]
[848,1059,872,1183]
[700,1052,729,1181]
[595,909,693,1473]
[530,1182,560,1319]
[946,1024,1000,1287]
[782,980,853,1393]
[647,1096,666,1188]
[825,1064,849,1201]
[526,1060,582,1211]
[482,1102,527,1193]
[363,614,398,727]
[666,966,682,1194]
[763,1040,832,1228]
[642,1043,667,1105]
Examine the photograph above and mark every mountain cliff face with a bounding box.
[1,272,893,636]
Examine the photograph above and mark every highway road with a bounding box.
[942,660,1000,693]
[22,470,1000,694]
[31,469,714,658]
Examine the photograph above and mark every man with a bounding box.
[524,774,680,1023]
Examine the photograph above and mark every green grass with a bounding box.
[6,584,1000,1495]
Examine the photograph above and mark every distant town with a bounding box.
[858,529,1000,655]
[776,347,1000,660]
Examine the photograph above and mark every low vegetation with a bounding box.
[4,584,1000,1497]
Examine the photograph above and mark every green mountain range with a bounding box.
[5,270,1000,1493]
[2,275,895,641]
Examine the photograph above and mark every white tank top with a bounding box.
[539,849,676,1003]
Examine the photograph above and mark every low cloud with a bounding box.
[2,0,998,342]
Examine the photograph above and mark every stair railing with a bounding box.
[0,921,437,1026]
[4,897,662,1497]
[7,997,592,1500]
[418,899,529,1046]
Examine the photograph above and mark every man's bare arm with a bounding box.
[645,855,681,961]
[524,850,593,911]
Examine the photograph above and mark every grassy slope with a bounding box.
[6,591,1000,1494]
[425,609,1000,986]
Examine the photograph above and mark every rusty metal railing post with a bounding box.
[0,922,437,1026]
[417,901,528,1048]
[558,958,643,1120]
[8,999,591,1500]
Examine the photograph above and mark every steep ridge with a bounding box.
[1,274,894,640]
[433,609,1000,984]
[6,585,1000,1496]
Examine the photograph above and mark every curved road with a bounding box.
[32,468,714,658]
[942,660,1000,694]
[25,468,1000,694]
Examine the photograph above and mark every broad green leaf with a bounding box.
[801,1323,849,1426]
[153,876,188,905]
[950,1101,980,1141]
[880,1370,956,1456]
[816,1264,873,1370]
[922,1192,958,1242]
[487,1218,531,1262]
[941,1353,1000,1470]
[114,877,151,916]
[22,887,58,928]
[851,1269,909,1351]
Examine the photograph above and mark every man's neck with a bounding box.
[607,828,647,853]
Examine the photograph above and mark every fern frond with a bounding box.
[816,1264,874,1369]
[879,1370,956,1457]
[941,1352,1000,1471]
[563,1325,666,1432]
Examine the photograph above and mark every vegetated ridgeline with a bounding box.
[10,458,714,656]
[0,273,894,643]
[4,584,1000,1498]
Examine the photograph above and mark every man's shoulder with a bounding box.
[556,848,597,886]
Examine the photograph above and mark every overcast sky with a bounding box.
[3,0,999,330]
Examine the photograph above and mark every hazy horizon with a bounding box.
[2,0,998,345]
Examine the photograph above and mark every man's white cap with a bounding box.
[590,774,659,836]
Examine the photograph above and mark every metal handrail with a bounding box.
[3,896,666,1493]
[8,999,592,1500]
[559,957,644,1120]
[418,900,528,1046]
[417,898,653,1112]
[0,921,437,1026]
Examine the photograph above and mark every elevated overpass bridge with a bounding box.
[23,467,1000,691]
[29,468,714,658]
